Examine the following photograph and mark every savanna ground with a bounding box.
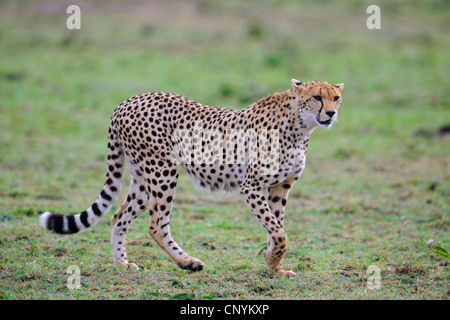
[0,0,448,300]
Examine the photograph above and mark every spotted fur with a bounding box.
[40,79,344,276]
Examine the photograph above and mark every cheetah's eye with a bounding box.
[333,96,340,101]
[313,95,322,102]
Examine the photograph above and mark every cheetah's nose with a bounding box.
[325,111,336,118]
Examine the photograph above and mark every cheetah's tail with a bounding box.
[40,118,124,235]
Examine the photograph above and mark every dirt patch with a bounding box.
[395,265,427,277]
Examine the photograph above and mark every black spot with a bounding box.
[80,211,90,228]
[91,202,102,216]
[101,190,112,201]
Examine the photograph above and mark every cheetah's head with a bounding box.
[291,79,344,129]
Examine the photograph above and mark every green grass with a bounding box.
[0,0,449,300]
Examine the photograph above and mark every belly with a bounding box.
[181,163,247,192]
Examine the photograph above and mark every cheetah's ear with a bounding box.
[291,79,303,91]
[334,83,344,91]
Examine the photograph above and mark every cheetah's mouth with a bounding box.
[316,118,333,128]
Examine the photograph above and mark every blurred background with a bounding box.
[1,0,448,198]
[0,0,448,299]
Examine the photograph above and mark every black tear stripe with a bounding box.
[318,100,323,116]
[318,88,324,115]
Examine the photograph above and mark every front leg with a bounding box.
[268,177,297,228]
[239,185,295,276]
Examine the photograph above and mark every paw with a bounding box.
[177,257,205,272]
[117,261,140,271]
[275,269,297,277]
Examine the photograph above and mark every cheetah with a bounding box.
[40,79,344,276]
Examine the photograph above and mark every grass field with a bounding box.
[0,0,449,300]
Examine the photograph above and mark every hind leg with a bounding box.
[144,162,205,271]
[110,157,148,270]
